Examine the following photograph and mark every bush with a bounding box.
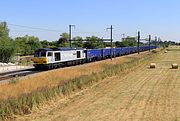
[0,45,15,63]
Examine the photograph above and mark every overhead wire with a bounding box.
[8,23,63,32]
[7,23,109,35]
[1,22,135,41]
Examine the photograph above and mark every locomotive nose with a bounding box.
[32,57,47,64]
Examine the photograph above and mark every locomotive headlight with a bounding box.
[43,60,47,64]
[42,57,48,64]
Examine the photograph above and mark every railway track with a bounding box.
[0,68,40,82]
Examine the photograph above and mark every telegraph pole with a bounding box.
[69,25,75,47]
[158,37,161,47]
[155,36,157,48]
[149,35,151,52]
[107,25,113,60]
[137,31,140,54]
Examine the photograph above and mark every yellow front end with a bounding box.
[32,57,48,64]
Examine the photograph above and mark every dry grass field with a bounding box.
[0,50,147,100]
[16,47,180,121]
[1,48,159,120]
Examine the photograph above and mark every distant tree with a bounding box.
[83,36,104,49]
[27,36,42,54]
[160,40,177,48]
[14,35,42,55]
[115,41,122,47]
[58,33,69,47]
[41,40,49,48]
[0,22,9,41]
[72,36,83,47]
[49,41,58,48]
[0,22,15,63]
[121,36,137,47]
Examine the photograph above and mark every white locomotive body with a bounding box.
[33,47,86,69]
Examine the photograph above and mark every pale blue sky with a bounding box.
[0,0,180,41]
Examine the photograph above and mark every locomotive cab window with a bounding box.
[34,51,40,57]
[40,51,46,57]
[77,51,81,58]
[55,52,61,61]
[47,52,53,56]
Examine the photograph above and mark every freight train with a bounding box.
[32,46,158,70]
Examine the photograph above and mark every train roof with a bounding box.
[36,47,84,51]
[52,47,84,51]
[36,48,53,51]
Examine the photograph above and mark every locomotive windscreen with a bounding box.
[34,51,46,57]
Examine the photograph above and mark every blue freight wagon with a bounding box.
[102,48,111,58]
[114,48,122,56]
[85,49,103,61]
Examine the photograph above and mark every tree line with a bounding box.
[0,21,178,63]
